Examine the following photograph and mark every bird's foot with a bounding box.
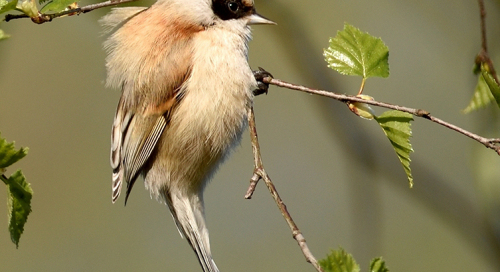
[252,67,273,96]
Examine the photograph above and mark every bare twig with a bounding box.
[476,0,499,85]
[246,106,324,272]
[4,0,138,23]
[263,77,500,156]
[478,0,488,53]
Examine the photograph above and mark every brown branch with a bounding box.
[476,0,499,85]
[4,0,138,23]
[478,0,488,53]
[263,77,500,156]
[246,106,324,272]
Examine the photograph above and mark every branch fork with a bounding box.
[245,106,324,272]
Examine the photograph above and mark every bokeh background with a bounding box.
[1,0,500,271]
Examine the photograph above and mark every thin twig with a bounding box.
[476,0,499,85]
[263,77,500,156]
[478,0,488,53]
[246,106,324,272]
[4,0,138,23]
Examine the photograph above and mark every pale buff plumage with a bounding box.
[101,0,273,271]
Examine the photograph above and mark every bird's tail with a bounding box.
[166,191,219,272]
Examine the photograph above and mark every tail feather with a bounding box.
[188,227,219,272]
[166,191,219,272]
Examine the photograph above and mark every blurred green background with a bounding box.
[1,0,500,271]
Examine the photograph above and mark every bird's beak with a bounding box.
[247,13,276,25]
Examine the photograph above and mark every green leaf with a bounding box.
[40,0,74,13]
[0,133,28,169]
[374,110,414,188]
[0,134,31,247]
[0,28,10,41]
[482,66,500,109]
[464,63,500,113]
[319,248,360,272]
[463,72,495,113]
[4,170,33,247]
[16,0,38,17]
[0,0,7,10]
[324,23,389,79]
[370,257,389,272]
[0,0,18,14]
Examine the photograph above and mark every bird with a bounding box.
[100,0,274,271]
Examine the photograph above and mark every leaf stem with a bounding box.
[358,77,366,95]
[1,174,8,185]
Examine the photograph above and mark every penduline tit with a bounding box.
[101,0,275,271]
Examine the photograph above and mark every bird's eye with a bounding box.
[228,1,239,13]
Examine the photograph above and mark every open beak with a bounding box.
[247,13,276,25]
